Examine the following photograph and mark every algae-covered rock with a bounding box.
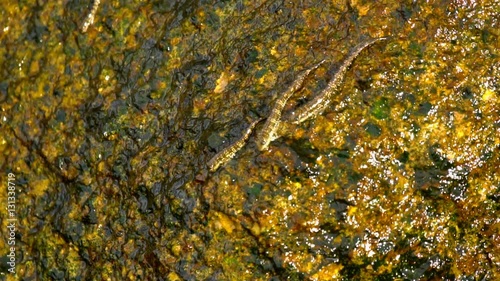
[0,0,498,280]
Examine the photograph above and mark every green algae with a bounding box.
[0,0,499,280]
[371,97,390,120]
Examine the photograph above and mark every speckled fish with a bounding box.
[81,0,101,32]
[287,37,387,124]
[255,60,325,151]
[207,118,263,172]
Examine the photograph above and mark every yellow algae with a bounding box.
[29,59,40,76]
[481,88,495,101]
[30,178,51,197]
[351,0,372,16]
[311,263,344,281]
[214,71,231,94]
[347,205,358,217]
[214,211,237,234]
[270,46,278,57]
[170,242,182,257]
[249,221,261,236]
[167,272,182,281]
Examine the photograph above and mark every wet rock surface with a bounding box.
[0,0,499,279]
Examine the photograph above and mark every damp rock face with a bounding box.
[1,0,499,280]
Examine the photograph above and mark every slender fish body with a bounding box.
[255,60,325,151]
[288,37,386,124]
[81,0,101,32]
[208,37,386,170]
[207,118,263,172]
